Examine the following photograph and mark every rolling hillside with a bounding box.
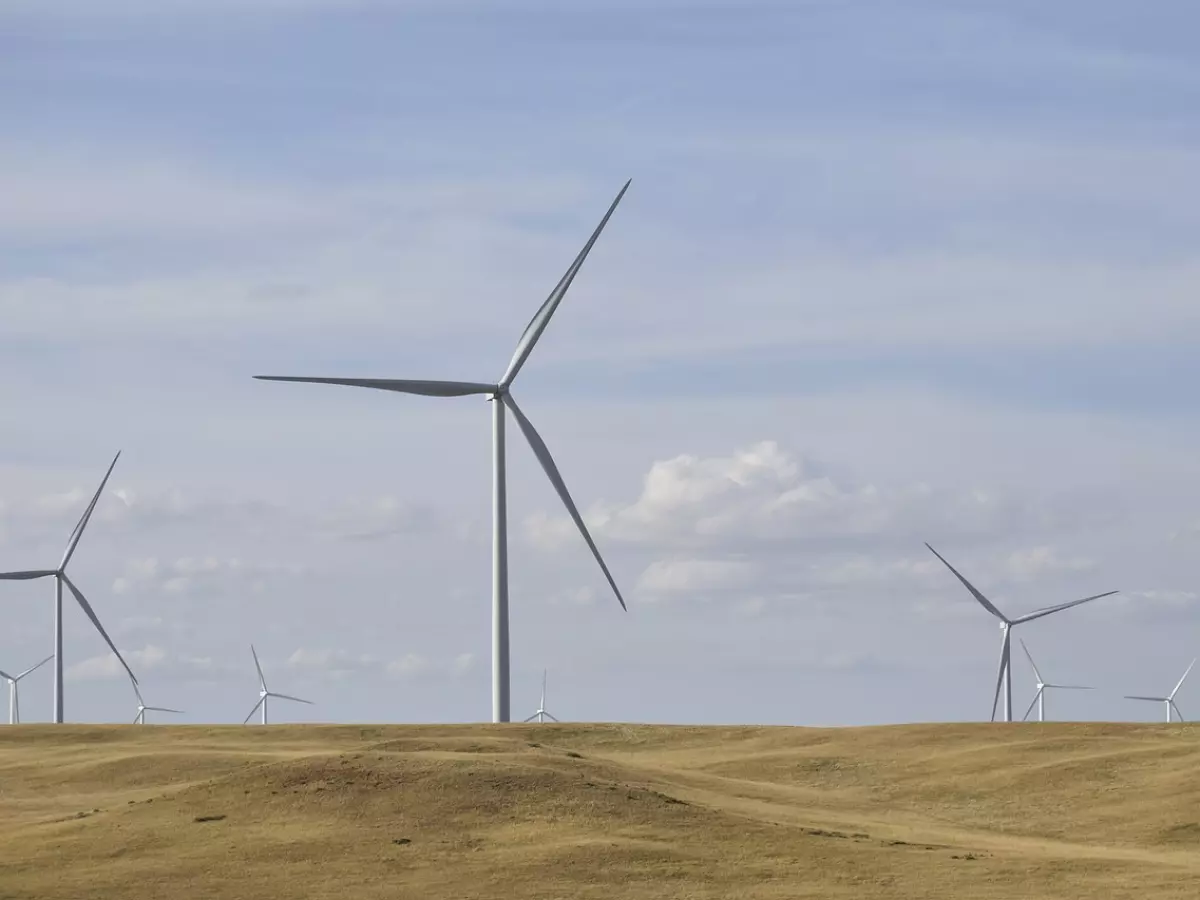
[1,723,1197,898]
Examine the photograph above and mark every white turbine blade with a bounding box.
[60,451,121,570]
[1169,658,1196,700]
[924,543,1009,622]
[267,692,313,706]
[250,645,267,691]
[133,681,145,706]
[1124,695,1167,702]
[243,696,265,724]
[14,655,54,681]
[1021,689,1040,722]
[0,668,12,681]
[545,712,560,723]
[1170,700,1185,722]
[1046,684,1093,690]
[989,644,1006,722]
[133,712,142,724]
[1018,638,1045,684]
[1012,591,1119,625]
[499,179,632,388]
[253,376,496,397]
[522,713,538,723]
[541,668,547,708]
[146,706,184,714]
[0,570,57,580]
[502,394,626,611]
[61,574,138,685]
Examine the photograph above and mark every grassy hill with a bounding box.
[1,722,1198,898]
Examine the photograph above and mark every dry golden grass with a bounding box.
[1,722,1198,898]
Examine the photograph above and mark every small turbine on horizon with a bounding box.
[1018,639,1093,722]
[131,681,183,725]
[1125,658,1195,723]
[0,655,53,724]
[243,645,313,725]
[925,543,1117,723]
[254,181,633,723]
[522,669,559,723]
[0,453,138,722]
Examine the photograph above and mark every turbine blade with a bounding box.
[15,655,54,681]
[61,574,138,685]
[545,713,560,723]
[0,570,57,580]
[1012,591,1119,625]
[503,394,626,611]
[0,668,12,681]
[990,642,1006,722]
[251,645,267,691]
[522,713,538,723]
[1169,657,1196,700]
[243,696,265,724]
[1170,700,1185,723]
[1047,685,1093,690]
[541,668,547,707]
[60,451,121,570]
[133,681,145,706]
[1124,695,1167,702]
[1021,690,1040,722]
[499,179,631,387]
[253,376,496,397]
[147,706,184,714]
[924,543,1009,622]
[268,692,313,705]
[133,712,141,724]
[1018,638,1044,684]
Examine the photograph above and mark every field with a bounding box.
[1,722,1198,899]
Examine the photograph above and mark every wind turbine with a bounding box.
[254,180,632,723]
[522,668,559,723]
[925,543,1117,722]
[0,655,53,724]
[243,645,313,725]
[1125,658,1195,723]
[1018,638,1093,722]
[0,452,138,722]
[131,681,183,724]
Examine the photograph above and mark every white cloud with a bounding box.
[529,441,1049,553]
[110,555,308,599]
[635,558,758,601]
[65,644,167,682]
[1005,546,1096,581]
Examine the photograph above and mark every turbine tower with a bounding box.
[1018,638,1093,722]
[254,181,632,723]
[1125,658,1195,723]
[243,645,313,725]
[132,681,183,724]
[0,453,138,722]
[925,543,1116,722]
[0,655,53,724]
[522,669,559,723]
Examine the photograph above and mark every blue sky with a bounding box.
[1,0,1199,726]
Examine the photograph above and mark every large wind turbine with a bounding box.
[522,668,559,723]
[255,181,632,723]
[925,543,1117,722]
[1125,658,1195,723]
[1018,638,1093,722]
[243,645,313,725]
[0,453,138,722]
[0,655,53,724]
[131,681,184,724]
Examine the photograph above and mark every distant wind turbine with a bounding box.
[254,181,633,723]
[523,669,559,723]
[131,681,183,724]
[1018,639,1093,722]
[925,543,1117,722]
[1125,658,1195,723]
[243,645,313,725]
[0,655,53,724]
[0,453,138,722]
